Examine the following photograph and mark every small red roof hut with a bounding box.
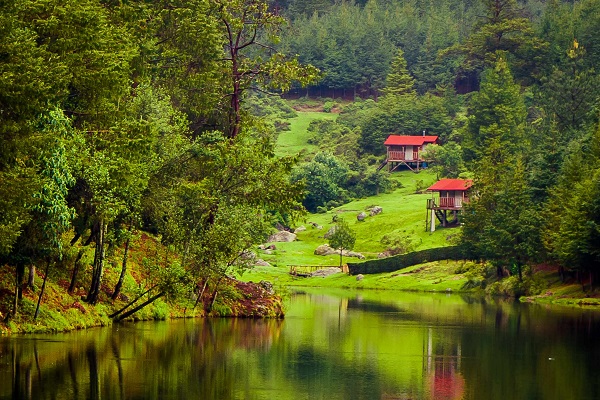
[383,135,438,172]
[426,178,472,231]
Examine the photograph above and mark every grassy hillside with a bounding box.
[261,109,455,267]
[275,111,337,157]
[257,169,453,267]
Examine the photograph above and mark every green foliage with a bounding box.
[439,0,547,86]
[457,261,488,289]
[543,128,600,276]
[292,152,350,212]
[382,49,416,96]
[484,267,544,297]
[328,218,356,267]
[537,39,599,133]
[323,101,336,113]
[380,231,420,255]
[246,94,298,119]
[422,143,466,178]
[463,56,526,164]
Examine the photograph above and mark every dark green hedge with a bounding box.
[347,246,466,275]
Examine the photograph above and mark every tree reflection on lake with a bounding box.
[1,290,599,399]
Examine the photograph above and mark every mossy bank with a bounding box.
[242,261,600,308]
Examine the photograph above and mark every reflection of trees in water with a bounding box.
[0,319,285,400]
[2,299,600,400]
[458,303,600,400]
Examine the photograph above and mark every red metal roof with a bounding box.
[427,179,473,192]
[384,135,439,146]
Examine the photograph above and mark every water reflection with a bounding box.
[1,291,600,400]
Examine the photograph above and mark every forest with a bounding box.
[1,0,599,326]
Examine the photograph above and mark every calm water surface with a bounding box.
[1,289,599,400]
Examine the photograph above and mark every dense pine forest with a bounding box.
[1,0,599,327]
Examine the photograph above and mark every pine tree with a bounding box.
[461,57,540,279]
[382,49,416,96]
[463,55,526,165]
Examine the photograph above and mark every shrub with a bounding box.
[323,101,336,113]
[380,232,420,255]
[152,299,169,320]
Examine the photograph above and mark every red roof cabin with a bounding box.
[383,134,438,172]
[426,178,472,231]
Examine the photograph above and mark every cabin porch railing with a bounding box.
[427,197,468,209]
[387,151,423,161]
[387,150,405,160]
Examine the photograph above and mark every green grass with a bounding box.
[266,110,455,267]
[241,260,472,293]
[258,168,451,267]
[275,111,337,157]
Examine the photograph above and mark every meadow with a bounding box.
[257,110,454,268]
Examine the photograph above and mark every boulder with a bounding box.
[254,259,271,267]
[369,206,383,216]
[308,221,323,230]
[259,280,275,294]
[294,225,306,233]
[268,230,297,243]
[378,250,393,259]
[240,250,257,261]
[357,212,367,221]
[346,251,365,260]
[314,244,337,256]
[324,226,337,239]
[356,274,364,281]
[310,267,342,278]
[314,244,365,259]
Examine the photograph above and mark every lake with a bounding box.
[1,289,599,399]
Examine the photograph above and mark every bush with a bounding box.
[152,299,169,320]
[484,267,544,297]
[274,120,291,132]
[323,101,336,113]
[456,262,487,289]
[380,232,420,255]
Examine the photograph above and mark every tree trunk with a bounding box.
[339,248,343,268]
[16,264,25,300]
[108,285,157,319]
[34,260,51,320]
[207,278,222,313]
[114,292,165,322]
[112,231,132,300]
[12,264,25,318]
[192,279,209,312]
[68,250,84,294]
[27,265,35,291]
[87,219,106,304]
[496,265,503,278]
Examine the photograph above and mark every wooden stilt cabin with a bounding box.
[425,179,472,232]
[381,134,438,172]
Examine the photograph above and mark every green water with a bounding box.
[1,290,599,399]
